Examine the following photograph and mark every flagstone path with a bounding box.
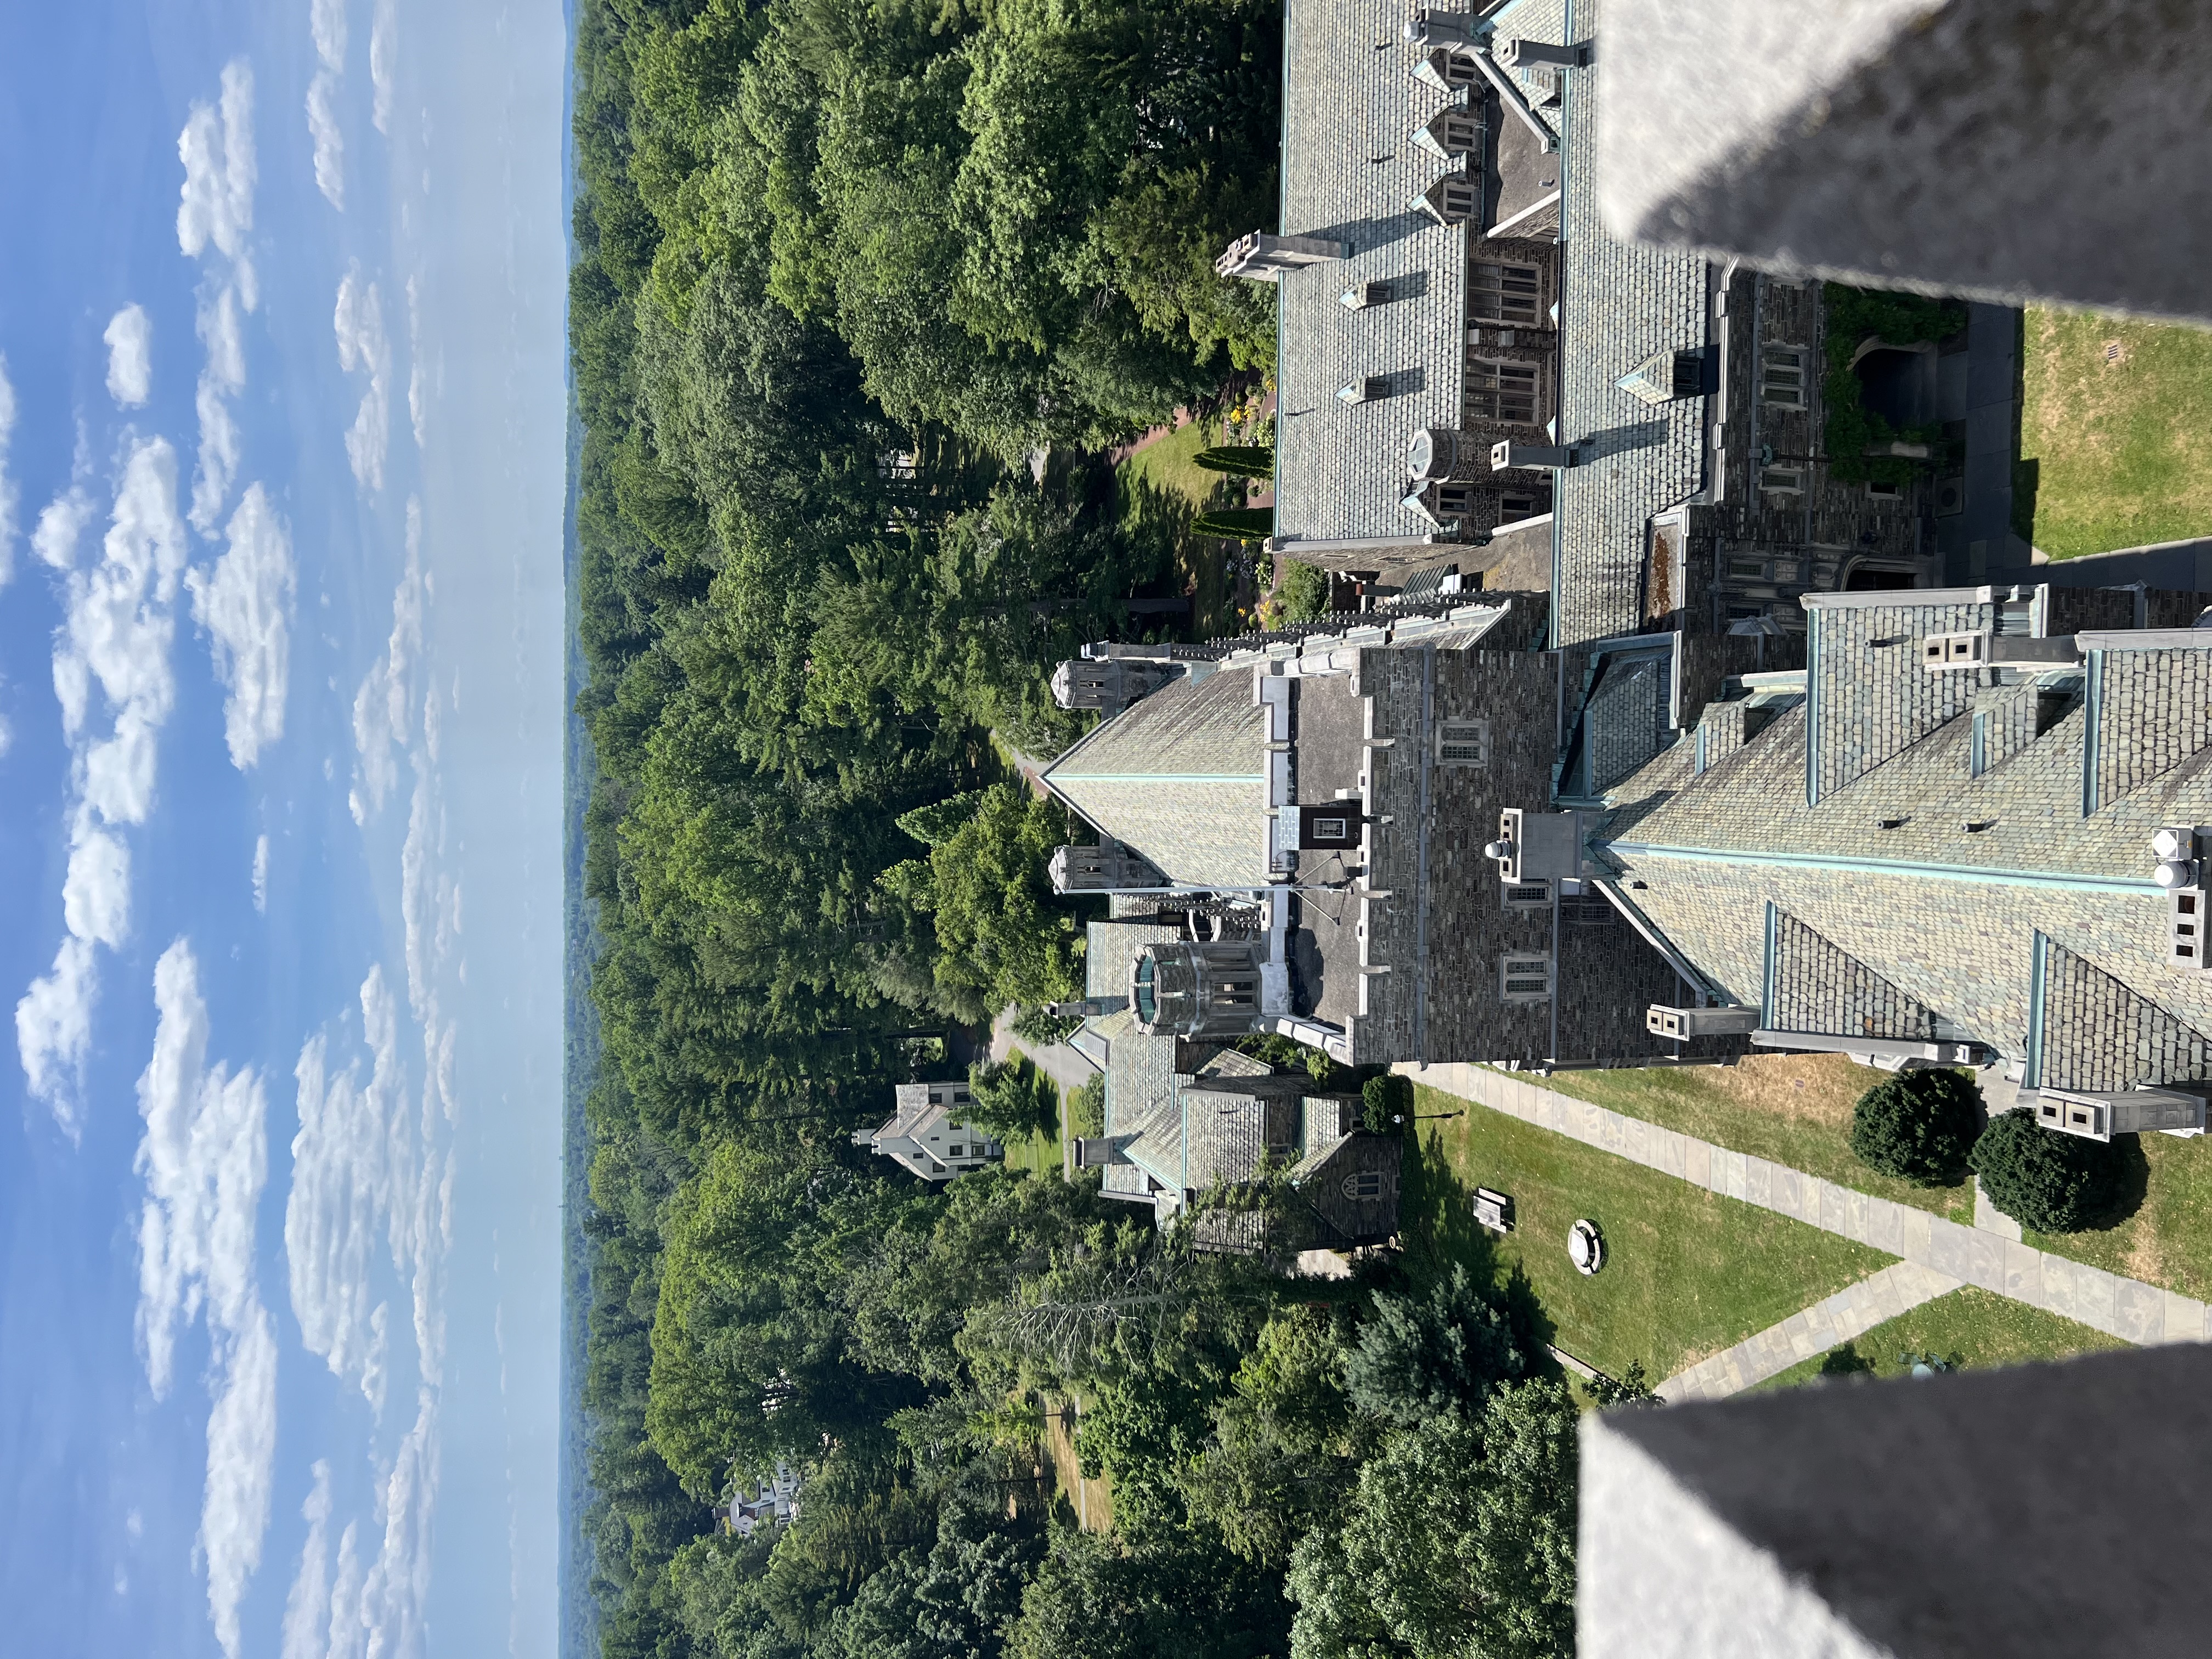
[1656,1261,1962,1402]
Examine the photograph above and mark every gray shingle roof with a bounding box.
[2088,637,2212,811]
[1769,910,1939,1041]
[1043,667,1269,890]
[1553,0,1709,646]
[1806,595,1999,804]
[2035,938,2212,1093]
[1273,0,1470,549]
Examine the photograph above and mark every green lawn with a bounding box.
[1537,1055,1978,1225]
[1402,1084,1894,1385]
[1756,1286,2125,1392]
[2021,306,2212,557]
[1114,419,1260,639]
[2021,1130,2212,1304]
[996,1047,1068,1179]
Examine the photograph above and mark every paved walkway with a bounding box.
[1658,1262,1962,1402]
[1398,1062,2212,1347]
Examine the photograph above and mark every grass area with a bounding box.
[1756,1286,2126,1392]
[1537,1055,1978,1225]
[1400,1083,1894,1385]
[2021,306,2212,557]
[1114,417,1261,639]
[2021,1131,2212,1304]
[996,1048,1068,1178]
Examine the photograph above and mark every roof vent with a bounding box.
[1922,631,1989,672]
[1339,376,1392,404]
[1340,281,1389,309]
[1496,36,1593,69]
[1214,231,1352,283]
[1616,348,1709,406]
[1492,439,1575,470]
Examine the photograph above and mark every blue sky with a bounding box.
[0,2,567,1656]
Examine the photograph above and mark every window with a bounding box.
[1867,479,1903,500]
[1341,1170,1386,1200]
[947,1145,965,1159]
[1758,466,1804,495]
[1502,881,1551,911]
[1499,954,1553,1003]
[1726,557,1767,580]
[1466,357,1538,424]
[1760,346,1807,408]
[1560,895,1616,927]
[1470,261,1541,325]
[1436,718,1489,767]
[1500,491,1542,521]
[1314,816,1348,842]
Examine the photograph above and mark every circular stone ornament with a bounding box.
[1568,1218,1606,1276]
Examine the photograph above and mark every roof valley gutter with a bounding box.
[1606,841,2164,896]
[1548,8,1571,649]
[1414,645,1436,1063]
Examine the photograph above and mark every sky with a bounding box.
[0,2,567,1656]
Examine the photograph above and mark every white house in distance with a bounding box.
[726,1462,802,1538]
[851,1081,1002,1182]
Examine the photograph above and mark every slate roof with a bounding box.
[1551,0,1711,646]
[1273,0,1470,550]
[1805,593,2000,804]
[1768,909,1939,1040]
[2086,631,2212,811]
[1042,667,1269,890]
[2034,938,2212,1093]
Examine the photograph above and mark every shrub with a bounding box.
[1361,1074,1412,1133]
[964,1059,1060,1143]
[1277,560,1330,623]
[1969,1107,2120,1232]
[1848,1068,1983,1186]
[1193,445,1274,478]
[1066,1074,1105,1138]
[1191,506,1274,541]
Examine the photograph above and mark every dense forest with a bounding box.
[566,1,1582,1654]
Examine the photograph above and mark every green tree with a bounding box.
[1849,1068,1984,1186]
[1008,1528,1291,1659]
[1285,1380,1578,1659]
[1970,1107,2120,1232]
[967,1059,1062,1144]
[1361,1073,1412,1134]
[1343,1264,1524,1426]
[1278,561,1330,624]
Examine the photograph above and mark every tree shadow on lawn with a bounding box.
[2077,1132,2152,1233]
[1393,1123,1560,1376]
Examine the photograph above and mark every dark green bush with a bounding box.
[1848,1068,1983,1186]
[1193,445,1275,478]
[1361,1074,1412,1133]
[1969,1107,2120,1233]
[964,1059,1060,1143]
[1278,560,1330,623]
[1192,506,1274,541]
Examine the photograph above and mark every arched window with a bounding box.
[1341,1170,1385,1201]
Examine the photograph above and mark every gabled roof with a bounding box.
[1041,668,1269,891]
[1549,0,1709,646]
[1767,907,1939,1041]
[1804,591,2001,804]
[1272,0,1471,550]
[2032,935,2212,1093]
[2084,629,2212,812]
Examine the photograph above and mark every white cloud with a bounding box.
[400,775,434,1019]
[104,305,155,408]
[362,1391,437,1659]
[328,1521,367,1659]
[313,0,348,72]
[32,487,94,572]
[190,285,248,535]
[0,712,12,758]
[252,835,269,913]
[347,511,421,822]
[61,827,131,949]
[177,60,258,303]
[16,439,186,1124]
[16,938,97,1120]
[369,0,395,134]
[280,1464,334,1659]
[285,969,410,1407]
[0,356,16,587]
[188,483,294,767]
[334,267,390,492]
[404,277,426,449]
[134,941,278,1659]
[308,72,345,210]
